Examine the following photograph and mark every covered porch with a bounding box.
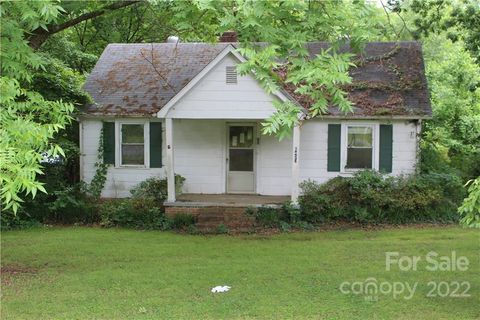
[164,118,302,204]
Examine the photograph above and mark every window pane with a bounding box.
[346,148,372,169]
[122,145,144,165]
[348,126,372,147]
[229,126,254,148]
[122,124,144,143]
[229,149,253,171]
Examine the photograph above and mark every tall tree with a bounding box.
[1,1,74,212]
[407,0,480,63]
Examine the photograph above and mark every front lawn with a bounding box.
[1,227,478,319]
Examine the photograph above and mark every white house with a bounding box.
[79,41,431,205]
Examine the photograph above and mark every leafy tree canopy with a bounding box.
[1,1,75,212]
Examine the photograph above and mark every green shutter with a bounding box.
[149,122,162,168]
[379,124,393,173]
[327,124,341,172]
[103,122,115,165]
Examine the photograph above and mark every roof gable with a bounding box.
[157,45,292,118]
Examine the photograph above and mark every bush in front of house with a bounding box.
[170,213,197,230]
[130,175,185,206]
[99,197,171,230]
[245,202,313,230]
[299,170,465,224]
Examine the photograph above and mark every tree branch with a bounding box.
[28,1,141,49]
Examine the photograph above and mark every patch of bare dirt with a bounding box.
[1,264,38,286]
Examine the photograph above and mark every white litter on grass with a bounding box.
[211,285,231,293]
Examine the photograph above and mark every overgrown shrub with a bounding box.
[0,211,41,231]
[99,197,171,230]
[130,175,185,205]
[246,206,283,227]
[47,183,99,224]
[170,213,196,230]
[299,171,465,224]
[215,224,229,234]
[246,203,310,230]
[16,180,98,226]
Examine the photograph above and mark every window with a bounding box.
[121,124,145,165]
[346,126,373,169]
[229,126,254,172]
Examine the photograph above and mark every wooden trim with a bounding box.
[116,120,149,168]
[291,124,301,203]
[165,118,175,202]
[341,122,379,172]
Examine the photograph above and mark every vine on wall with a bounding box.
[89,124,109,198]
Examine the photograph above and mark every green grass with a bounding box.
[1,226,479,319]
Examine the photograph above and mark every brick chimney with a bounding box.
[219,31,238,42]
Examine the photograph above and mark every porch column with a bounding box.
[291,124,301,203]
[166,117,175,202]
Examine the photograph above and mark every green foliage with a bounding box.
[47,183,98,224]
[408,0,480,62]
[170,213,196,230]
[0,210,41,231]
[40,35,98,73]
[99,198,170,230]
[0,1,74,212]
[30,54,91,104]
[230,0,379,137]
[130,175,186,205]
[299,171,465,224]
[246,206,282,228]
[420,35,480,180]
[459,177,480,228]
[215,224,229,234]
[89,125,109,199]
[246,202,308,230]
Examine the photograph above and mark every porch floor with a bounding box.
[165,193,290,207]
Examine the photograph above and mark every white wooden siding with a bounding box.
[80,118,419,198]
[299,119,419,184]
[167,54,279,119]
[173,120,226,194]
[257,133,292,195]
[81,119,165,198]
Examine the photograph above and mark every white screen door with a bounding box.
[227,125,255,193]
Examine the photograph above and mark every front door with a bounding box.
[227,125,255,193]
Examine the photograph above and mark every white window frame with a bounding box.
[115,120,150,168]
[341,123,379,173]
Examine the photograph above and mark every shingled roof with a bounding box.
[82,41,431,118]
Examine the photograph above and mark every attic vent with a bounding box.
[226,66,237,84]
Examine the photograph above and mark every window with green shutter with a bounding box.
[102,122,115,165]
[149,122,162,168]
[379,124,393,173]
[327,124,341,172]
